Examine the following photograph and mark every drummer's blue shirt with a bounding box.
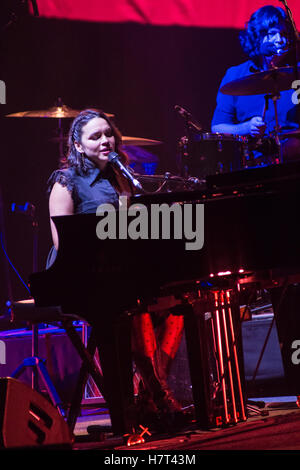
[211,60,299,133]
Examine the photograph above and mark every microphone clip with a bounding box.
[174,105,202,133]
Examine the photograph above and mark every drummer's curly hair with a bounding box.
[239,6,294,60]
[60,108,128,173]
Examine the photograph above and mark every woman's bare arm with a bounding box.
[49,182,74,250]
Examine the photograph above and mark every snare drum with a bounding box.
[187,133,247,177]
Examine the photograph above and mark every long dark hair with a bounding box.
[239,6,293,60]
[60,108,128,173]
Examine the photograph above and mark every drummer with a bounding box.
[211,5,299,149]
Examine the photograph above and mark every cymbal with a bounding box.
[122,136,162,146]
[278,129,300,138]
[49,135,162,146]
[221,66,300,96]
[123,145,159,163]
[6,105,114,119]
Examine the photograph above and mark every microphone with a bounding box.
[260,42,278,56]
[108,152,143,192]
[174,105,202,132]
[262,42,288,56]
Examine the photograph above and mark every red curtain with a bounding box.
[32,0,300,29]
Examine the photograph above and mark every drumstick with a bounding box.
[262,95,269,122]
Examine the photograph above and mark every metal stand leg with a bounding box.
[11,355,65,417]
[67,327,98,431]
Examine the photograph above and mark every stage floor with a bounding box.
[71,396,300,452]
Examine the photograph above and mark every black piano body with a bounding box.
[29,160,300,434]
[31,161,300,311]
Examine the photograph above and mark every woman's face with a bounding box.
[75,117,116,168]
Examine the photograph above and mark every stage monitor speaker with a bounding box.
[0,377,73,449]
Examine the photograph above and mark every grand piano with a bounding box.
[29,159,300,435]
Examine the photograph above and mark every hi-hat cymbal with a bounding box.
[6,105,114,119]
[221,66,300,96]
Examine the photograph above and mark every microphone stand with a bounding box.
[31,210,39,390]
[279,0,299,43]
[175,105,203,177]
[11,202,39,389]
[279,0,300,126]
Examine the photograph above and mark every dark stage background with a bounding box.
[0,13,255,312]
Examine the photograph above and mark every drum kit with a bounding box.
[5,100,162,166]
[5,64,300,188]
[179,65,300,180]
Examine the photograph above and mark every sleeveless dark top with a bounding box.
[46,163,120,267]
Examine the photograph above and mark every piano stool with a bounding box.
[10,299,105,432]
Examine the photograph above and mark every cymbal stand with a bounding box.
[56,98,66,160]
[31,209,39,390]
[280,0,300,128]
[264,92,283,164]
[178,136,190,178]
[10,206,65,416]
[10,203,39,390]
[175,105,202,177]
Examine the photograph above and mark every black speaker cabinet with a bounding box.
[0,378,73,449]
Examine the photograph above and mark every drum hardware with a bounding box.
[174,104,202,133]
[175,105,203,177]
[264,92,283,164]
[178,135,190,178]
[5,99,115,119]
[49,134,162,147]
[5,99,116,159]
[278,129,300,138]
[220,65,300,165]
[49,134,162,166]
[220,0,300,156]
[185,132,247,178]
[276,129,300,163]
[6,100,162,161]
[243,134,280,168]
[121,136,162,147]
[220,65,300,96]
